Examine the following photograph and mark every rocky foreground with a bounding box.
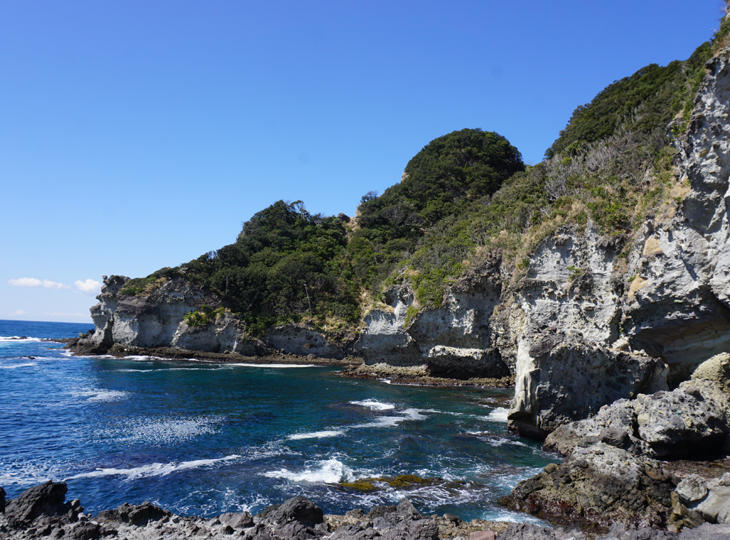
[3,480,730,540]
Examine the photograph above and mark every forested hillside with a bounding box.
[117,38,715,334]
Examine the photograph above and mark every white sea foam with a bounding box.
[228,363,315,368]
[490,437,528,447]
[70,388,129,403]
[0,362,37,369]
[0,336,42,342]
[287,430,345,440]
[262,457,353,483]
[0,461,64,486]
[489,510,547,525]
[349,399,396,411]
[378,378,392,384]
[351,408,428,429]
[177,488,271,517]
[122,354,169,361]
[464,431,528,447]
[65,454,240,481]
[493,466,545,490]
[115,366,226,373]
[482,407,509,423]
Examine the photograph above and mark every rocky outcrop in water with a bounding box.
[0,482,503,540]
[73,275,347,359]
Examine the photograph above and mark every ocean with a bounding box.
[0,319,555,522]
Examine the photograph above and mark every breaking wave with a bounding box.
[349,399,396,411]
[262,457,353,483]
[66,455,241,481]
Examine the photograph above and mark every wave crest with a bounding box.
[65,454,240,481]
[262,457,353,483]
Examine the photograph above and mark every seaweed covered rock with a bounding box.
[502,443,676,530]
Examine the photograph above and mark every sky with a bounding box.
[1,0,726,323]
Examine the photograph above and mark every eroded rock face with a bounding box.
[266,325,345,359]
[356,49,730,438]
[77,275,221,353]
[622,52,730,383]
[355,260,508,378]
[509,335,667,438]
[75,276,345,358]
[171,312,263,355]
[545,379,730,460]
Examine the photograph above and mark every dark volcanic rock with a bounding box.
[97,501,171,526]
[328,499,439,540]
[258,495,324,527]
[70,521,102,540]
[219,510,254,529]
[5,481,70,528]
[501,443,676,530]
[243,496,326,540]
[1,486,5,513]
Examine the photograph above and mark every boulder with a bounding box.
[691,352,730,392]
[0,486,5,513]
[257,496,323,527]
[502,443,675,530]
[5,481,70,528]
[676,472,730,525]
[97,501,170,526]
[219,511,254,529]
[545,369,730,459]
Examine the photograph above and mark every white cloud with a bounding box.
[74,278,101,294]
[9,277,68,289]
[14,309,25,315]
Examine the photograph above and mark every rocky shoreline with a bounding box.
[4,480,730,540]
[502,353,730,534]
[65,338,517,389]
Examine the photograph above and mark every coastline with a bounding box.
[62,338,515,390]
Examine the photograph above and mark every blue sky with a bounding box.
[1,0,725,323]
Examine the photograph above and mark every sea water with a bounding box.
[0,319,556,522]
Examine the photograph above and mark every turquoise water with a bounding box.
[0,319,555,522]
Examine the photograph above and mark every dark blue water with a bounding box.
[0,319,555,522]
